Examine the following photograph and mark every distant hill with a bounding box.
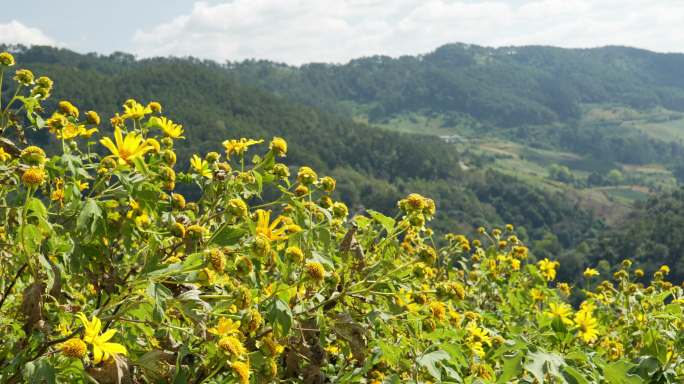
[226,43,684,127]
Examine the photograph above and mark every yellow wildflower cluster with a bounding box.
[0,53,682,383]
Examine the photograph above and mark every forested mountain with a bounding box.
[585,188,684,282]
[227,43,684,127]
[227,44,684,167]
[0,44,600,253]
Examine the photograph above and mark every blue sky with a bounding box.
[2,1,684,64]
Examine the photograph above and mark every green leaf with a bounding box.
[147,282,172,322]
[210,225,246,246]
[265,298,293,337]
[377,340,402,368]
[367,209,395,233]
[643,328,668,364]
[562,365,590,384]
[61,153,90,179]
[524,350,564,383]
[21,224,43,254]
[633,356,660,380]
[497,351,523,383]
[26,197,47,220]
[77,198,103,235]
[416,350,449,381]
[602,360,641,384]
[23,358,56,384]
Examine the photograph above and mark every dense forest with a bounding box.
[227,44,684,127]
[227,44,684,167]
[4,43,684,282]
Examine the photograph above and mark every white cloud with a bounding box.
[132,0,684,65]
[0,20,57,46]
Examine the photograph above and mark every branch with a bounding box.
[0,263,27,311]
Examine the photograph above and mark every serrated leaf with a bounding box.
[266,297,293,337]
[416,350,449,380]
[26,197,47,220]
[602,360,641,384]
[524,350,564,383]
[210,225,246,246]
[77,198,103,235]
[367,209,395,233]
[562,365,589,384]
[497,351,523,383]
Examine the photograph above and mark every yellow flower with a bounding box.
[60,338,87,359]
[530,288,545,302]
[332,202,348,218]
[80,126,99,139]
[296,166,318,185]
[21,145,46,165]
[228,198,248,217]
[218,336,247,357]
[47,113,67,133]
[100,126,153,165]
[151,116,184,139]
[14,69,34,85]
[269,136,287,157]
[186,224,206,239]
[222,138,263,158]
[558,282,571,296]
[512,245,529,259]
[471,363,493,380]
[255,209,294,242]
[86,111,101,125]
[148,101,162,113]
[231,361,250,384]
[110,113,124,127]
[325,345,340,355]
[320,176,336,192]
[600,337,624,360]
[57,123,82,140]
[429,301,447,320]
[34,76,53,98]
[171,193,186,209]
[208,318,241,336]
[56,321,71,336]
[0,147,11,162]
[285,246,304,263]
[466,322,492,347]
[574,310,599,343]
[58,100,80,118]
[207,249,226,271]
[538,258,559,281]
[305,261,326,281]
[22,167,46,186]
[273,163,290,178]
[545,302,574,326]
[121,100,151,120]
[466,322,492,357]
[583,268,600,278]
[0,51,15,66]
[76,313,128,364]
[190,154,212,178]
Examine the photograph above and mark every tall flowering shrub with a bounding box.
[0,52,683,383]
